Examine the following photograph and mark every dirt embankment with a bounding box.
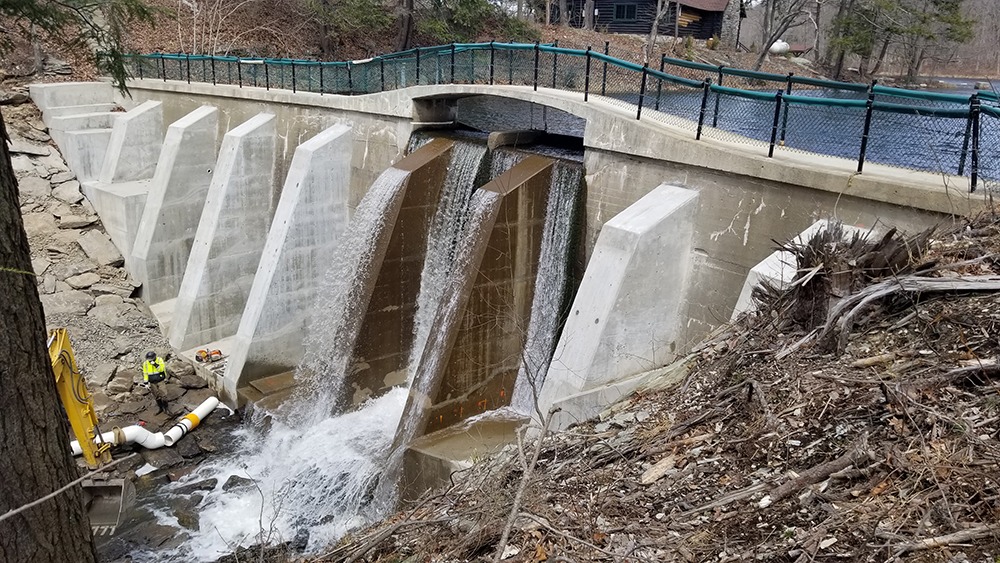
[324,218,1000,563]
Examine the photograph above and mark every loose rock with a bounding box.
[222,475,256,492]
[52,180,84,204]
[40,290,94,316]
[18,176,51,199]
[65,272,101,289]
[77,230,123,266]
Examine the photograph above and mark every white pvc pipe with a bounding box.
[70,397,220,456]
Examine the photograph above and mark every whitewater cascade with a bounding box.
[145,139,580,560]
[511,163,583,414]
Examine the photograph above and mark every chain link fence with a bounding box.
[126,44,996,192]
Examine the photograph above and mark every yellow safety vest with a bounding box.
[143,358,166,383]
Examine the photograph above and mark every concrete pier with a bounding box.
[97,100,164,184]
[538,184,699,429]
[169,113,277,351]
[224,124,354,399]
[131,106,220,304]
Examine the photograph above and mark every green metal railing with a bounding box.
[123,42,998,192]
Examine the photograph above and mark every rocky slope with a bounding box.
[323,218,1000,563]
[7,99,237,497]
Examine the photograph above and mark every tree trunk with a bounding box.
[0,110,98,563]
[645,0,668,63]
[394,0,414,51]
[559,0,568,26]
[869,37,890,76]
[546,0,551,25]
[825,0,851,68]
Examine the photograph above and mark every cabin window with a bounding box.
[613,4,637,20]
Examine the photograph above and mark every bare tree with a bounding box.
[753,0,813,70]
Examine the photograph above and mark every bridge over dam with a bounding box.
[28,46,991,501]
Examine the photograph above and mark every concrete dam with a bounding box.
[27,77,985,555]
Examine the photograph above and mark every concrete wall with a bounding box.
[131,105,220,303]
[169,113,277,351]
[98,100,164,184]
[225,124,354,399]
[538,184,699,426]
[119,82,413,213]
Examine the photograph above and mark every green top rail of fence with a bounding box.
[134,43,992,113]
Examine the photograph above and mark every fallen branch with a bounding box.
[760,444,869,507]
[493,407,561,563]
[894,523,1000,554]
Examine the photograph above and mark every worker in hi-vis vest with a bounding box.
[142,351,172,415]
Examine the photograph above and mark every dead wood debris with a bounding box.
[320,216,1000,563]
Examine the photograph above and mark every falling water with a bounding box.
[408,142,487,379]
[374,189,503,509]
[144,167,412,560]
[294,167,411,421]
[489,148,524,179]
[511,163,583,415]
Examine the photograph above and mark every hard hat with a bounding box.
[146,351,157,360]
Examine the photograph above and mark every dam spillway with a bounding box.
[25,81,967,557]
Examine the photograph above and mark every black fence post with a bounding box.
[712,67,724,127]
[857,84,877,173]
[160,53,166,81]
[210,56,216,85]
[137,56,143,80]
[237,57,242,87]
[450,43,455,83]
[779,72,793,145]
[508,49,514,84]
[291,62,297,93]
[768,90,783,158]
[601,41,609,96]
[696,78,711,140]
[489,41,495,85]
[380,57,386,91]
[264,62,270,90]
[178,55,183,82]
[552,39,558,89]
[319,63,324,94]
[655,54,665,111]
[347,62,353,93]
[584,47,592,102]
[971,94,981,192]
[533,41,540,91]
[959,96,975,175]
[637,64,648,120]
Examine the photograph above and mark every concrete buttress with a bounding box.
[224,123,353,399]
[131,105,220,304]
[169,113,277,352]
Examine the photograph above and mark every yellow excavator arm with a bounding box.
[48,328,112,469]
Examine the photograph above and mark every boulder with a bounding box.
[167,358,196,379]
[222,475,255,492]
[9,139,50,157]
[88,302,134,331]
[42,275,56,294]
[58,215,96,229]
[50,171,75,184]
[161,382,187,402]
[11,155,37,176]
[22,212,57,239]
[49,229,82,248]
[52,181,84,204]
[1,91,30,105]
[77,230,123,266]
[18,177,50,199]
[95,294,124,307]
[118,398,151,415]
[179,388,215,412]
[141,447,185,470]
[175,438,202,460]
[176,372,208,390]
[40,290,94,316]
[174,478,217,496]
[88,363,118,387]
[90,283,133,297]
[48,261,94,281]
[65,272,101,289]
[107,368,138,394]
[32,257,50,275]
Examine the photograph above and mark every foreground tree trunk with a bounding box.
[0,109,97,562]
